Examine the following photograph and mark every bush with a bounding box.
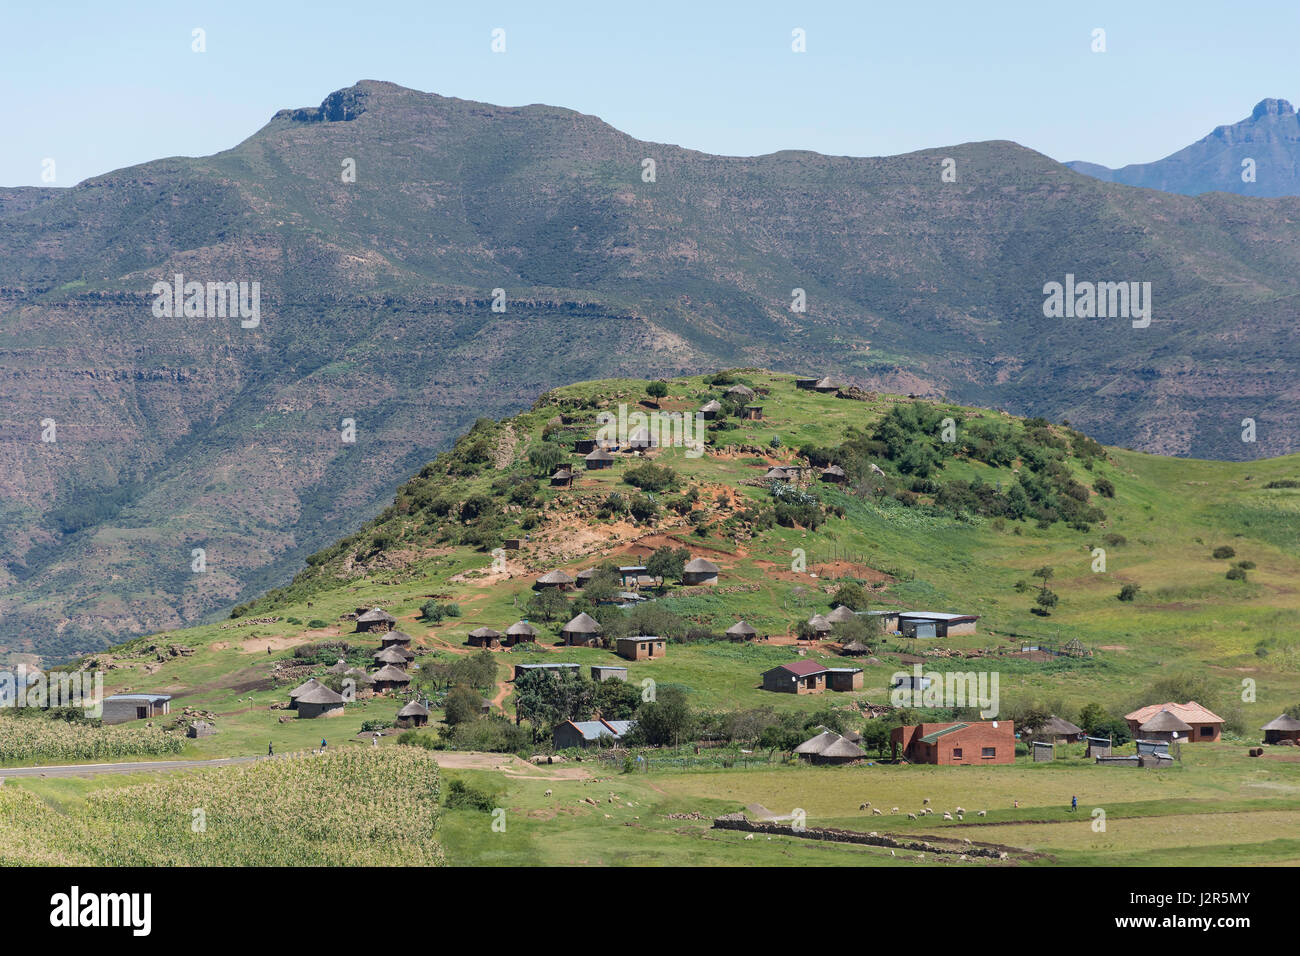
[1093,477,1115,498]
[307,619,329,629]
[1226,566,1247,582]
[1117,583,1140,602]
[1212,546,1236,559]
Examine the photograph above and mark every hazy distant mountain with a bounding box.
[1068,98,1300,196]
[5,80,1300,659]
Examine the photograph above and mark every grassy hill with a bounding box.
[8,370,1300,865]
[8,80,1300,659]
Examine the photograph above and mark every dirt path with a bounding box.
[431,751,593,780]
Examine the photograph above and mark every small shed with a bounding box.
[355,607,396,633]
[551,468,574,488]
[700,399,722,420]
[1085,735,1112,758]
[574,438,597,454]
[101,693,173,725]
[591,664,628,682]
[825,667,863,692]
[187,721,216,738]
[794,377,819,390]
[1032,740,1055,762]
[742,405,763,421]
[821,465,847,483]
[616,635,666,661]
[682,557,720,585]
[561,612,603,646]
[553,718,634,750]
[841,639,872,657]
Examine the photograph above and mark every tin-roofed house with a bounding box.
[513,662,580,680]
[553,718,636,750]
[762,660,828,694]
[1262,714,1300,745]
[355,607,397,633]
[681,557,720,585]
[825,667,863,692]
[591,664,628,682]
[898,612,979,638]
[561,612,603,647]
[101,693,172,725]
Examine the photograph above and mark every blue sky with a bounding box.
[4,1,1299,186]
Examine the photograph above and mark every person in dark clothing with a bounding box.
[321,738,327,752]
[1070,794,1078,813]
[268,741,273,757]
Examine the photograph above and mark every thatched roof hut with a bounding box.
[821,465,847,483]
[794,730,841,756]
[296,683,346,719]
[806,614,832,638]
[725,384,756,401]
[700,399,722,420]
[1138,709,1193,742]
[584,448,615,469]
[397,698,430,727]
[561,612,602,646]
[355,607,396,632]
[288,678,323,709]
[535,569,576,590]
[840,640,872,656]
[682,557,720,585]
[371,664,411,692]
[1033,715,1085,742]
[380,630,413,648]
[467,626,503,648]
[373,646,408,665]
[1262,714,1300,744]
[505,621,539,645]
[826,605,858,624]
[726,620,757,640]
[551,468,574,487]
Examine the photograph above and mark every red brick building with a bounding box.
[890,721,1016,765]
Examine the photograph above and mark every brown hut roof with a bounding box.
[344,667,375,684]
[826,605,858,623]
[818,736,867,760]
[726,620,757,638]
[684,557,719,574]
[807,613,832,631]
[371,664,411,683]
[700,400,722,413]
[536,569,576,585]
[794,730,842,755]
[841,640,872,655]
[506,621,539,637]
[1261,714,1300,731]
[397,699,430,718]
[296,684,345,705]
[468,627,502,640]
[1035,715,1085,737]
[725,384,755,399]
[822,465,846,479]
[373,647,407,664]
[356,607,396,624]
[289,678,322,699]
[562,612,601,634]
[381,630,413,645]
[326,658,351,674]
[584,449,615,463]
[1139,710,1193,733]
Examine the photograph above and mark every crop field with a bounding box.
[0,749,444,866]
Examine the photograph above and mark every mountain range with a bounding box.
[1068,98,1300,196]
[5,80,1300,661]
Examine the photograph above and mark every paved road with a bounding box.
[0,755,268,778]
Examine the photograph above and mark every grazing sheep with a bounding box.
[943,812,953,820]
[907,812,917,820]
[891,806,899,814]
[744,833,755,841]
[955,806,966,814]
[977,810,986,817]
[957,813,964,821]
[859,802,870,810]
[872,808,883,815]
[544,789,552,797]
[923,798,930,805]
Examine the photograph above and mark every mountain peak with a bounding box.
[272,82,383,124]
[1251,97,1295,120]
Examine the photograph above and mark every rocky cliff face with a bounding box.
[4,80,1300,660]
[1068,98,1300,196]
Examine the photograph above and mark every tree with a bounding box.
[646,380,668,402]
[524,587,569,622]
[1031,566,1055,587]
[831,580,869,611]
[1034,589,1059,614]
[632,686,694,747]
[582,566,622,605]
[594,678,642,721]
[528,443,567,476]
[645,545,689,584]
[449,649,497,692]
[513,669,595,734]
[444,685,484,726]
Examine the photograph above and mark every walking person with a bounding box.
[268,741,273,757]
[321,738,327,752]
[1070,794,1078,813]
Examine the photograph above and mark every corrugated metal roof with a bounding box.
[919,722,969,744]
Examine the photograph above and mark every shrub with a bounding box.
[1212,546,1236,559]
[1117,583,1140,602]
[1226,566,1247,582]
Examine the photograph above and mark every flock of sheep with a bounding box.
[858,797,987,822]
